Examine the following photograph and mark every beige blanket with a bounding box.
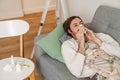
[85,41,120,80]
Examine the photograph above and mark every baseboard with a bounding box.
[0,12,23,20]
[24,5,55,14]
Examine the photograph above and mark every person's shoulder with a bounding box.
[62,38,76,46]
[63,38,74,44]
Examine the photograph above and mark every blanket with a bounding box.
[85,41,120,80]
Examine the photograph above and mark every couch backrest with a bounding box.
[90,5,120,44]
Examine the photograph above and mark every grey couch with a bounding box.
[34,5,120,80]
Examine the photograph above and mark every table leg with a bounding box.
[29,71,35,80]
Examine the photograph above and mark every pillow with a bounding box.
[37,23,65,63]
[59,33,72,43]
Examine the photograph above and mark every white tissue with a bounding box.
[3,56,23,73]
[15,62,21,73]
[11,55,15,66]
[3,64,12,72]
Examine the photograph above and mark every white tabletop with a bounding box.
[0,57,34,80]
[0,20,29,38]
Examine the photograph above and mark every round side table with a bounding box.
[0,57,35,80]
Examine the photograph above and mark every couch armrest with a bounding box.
[34,34,48,42]
[34,34,48,58]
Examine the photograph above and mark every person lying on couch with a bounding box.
[61,16,120,80]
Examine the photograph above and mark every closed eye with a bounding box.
[73,23,79,27]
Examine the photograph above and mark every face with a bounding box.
[68,18,85,37]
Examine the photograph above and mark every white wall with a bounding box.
[0,0,23,20]
[0,0,55,20]
[1,0,120,21]
[66,0,120,23]
[22,0,55,14]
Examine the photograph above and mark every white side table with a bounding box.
[0,57,35,80]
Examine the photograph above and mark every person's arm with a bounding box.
[96,33,120,58]
[76,25,85,55]
[61,40,85,78]
[84,27,102,46]
[77,41,85,54]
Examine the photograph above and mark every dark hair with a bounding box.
[63,16,82,37]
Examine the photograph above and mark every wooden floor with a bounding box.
[0,10,57,80]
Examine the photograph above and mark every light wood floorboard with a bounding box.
[0,10,56,80]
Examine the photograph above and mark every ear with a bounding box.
[68,29,72,34]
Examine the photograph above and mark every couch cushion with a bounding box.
[38,54,90,80]
[36,23,65,63]
[90,5,120,44]
[59,32,72,43]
